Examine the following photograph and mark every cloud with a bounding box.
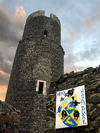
[0,92,6,101]
[0,61,12,74]
[0,52,4,62]
[64,64,84,74]
[0,6,26,74]
[0,70,9,101]
[77,42,100,62]
[0,6,14,42]
[0,51,12,75]
[0,0,3,4]
[66,26,76,40]
[0,6,26,44]
[0,85,7,101]
[0,71,10,86]
[83,17,93,30]
[15,6,26,19]
[64,48,84,73]
[0,6,26,101]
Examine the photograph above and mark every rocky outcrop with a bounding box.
[0,100,20,133]
[45,67,100,133]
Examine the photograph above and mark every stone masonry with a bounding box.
[5,10,64,133]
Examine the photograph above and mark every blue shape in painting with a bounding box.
[65,98,72,107]
[60,97,65,102]
[67,109,74,114]
[65,106,67,110]
[69,102,76,108]
[65,102,76,110]
[57,106,62,113]
[63,115,77,127]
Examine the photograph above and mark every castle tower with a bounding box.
[5,10,64,133]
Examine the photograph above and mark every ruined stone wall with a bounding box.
[45,67,100,133]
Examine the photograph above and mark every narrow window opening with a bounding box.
[44,30,47,37]
[38,82,44,94]
[36,80,46,95]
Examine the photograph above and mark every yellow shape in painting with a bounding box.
[68,95,72,98]
[70,108,80,125]
[58,110,63,121]
[67,103,75,110]
[61,97,68,108]
[74,94,78,100]
[61,100,66,108]
[65,117,74,125]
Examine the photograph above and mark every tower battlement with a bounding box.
[50,13,60,25]
[22,10,62,46]
[26,10,45,22]
[26,10,60,25]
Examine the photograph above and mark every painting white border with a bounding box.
[55,85,88,129]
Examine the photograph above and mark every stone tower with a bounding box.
[5,10,64,133]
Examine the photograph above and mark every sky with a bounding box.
[0,0,100,101]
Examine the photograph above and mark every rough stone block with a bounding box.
[92,119,100,128]
[46,121,54,128]
[92,107,100,118]
[87,104,95,112]
[87,96,100,104]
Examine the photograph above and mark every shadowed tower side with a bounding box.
[5,10,64,133]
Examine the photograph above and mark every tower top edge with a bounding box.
[50,13,60,25]
[26,10,61,25]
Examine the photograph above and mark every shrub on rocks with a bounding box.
[0,100,20,133]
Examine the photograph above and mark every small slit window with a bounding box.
[38,82,43,94]
[36,80,46,95]
[44,30,47,37]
